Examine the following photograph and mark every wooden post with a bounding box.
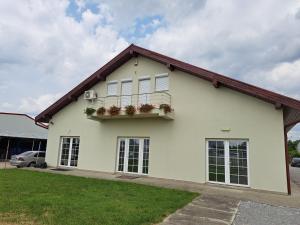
[4,139,10,169]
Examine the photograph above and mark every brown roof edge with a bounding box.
[35,44,300,123]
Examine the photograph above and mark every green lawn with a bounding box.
[0,169,198,225]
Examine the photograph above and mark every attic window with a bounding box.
[107,81,118,96]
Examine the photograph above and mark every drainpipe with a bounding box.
[284,126,291,195]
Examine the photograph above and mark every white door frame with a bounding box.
[121,80,132,108]
[116,137,149,175]
[59,136,80,168]
[206,139,250,187]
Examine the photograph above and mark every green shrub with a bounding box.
[84,107,96,115]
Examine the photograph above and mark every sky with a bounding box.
[0,0,300,139]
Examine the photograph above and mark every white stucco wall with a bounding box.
[46,56,287,193]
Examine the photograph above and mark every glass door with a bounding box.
[117,138,150,174]
[229,140,248,185]
[127,139,140,173]
[138,78,150,105]
[60,137,80,167]
[207,139,248,186]
[121,81,132,108]
[208,140,225,183]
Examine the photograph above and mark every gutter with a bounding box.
[35,121,48,129]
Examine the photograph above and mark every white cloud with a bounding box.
[18,93,63,115]
[249,59,300,98]
[0,0,128,115]
[0,0,300,138]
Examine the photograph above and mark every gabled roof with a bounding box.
[0,112,48,139]
[35,44,300,127]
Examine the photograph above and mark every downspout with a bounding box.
[284,126,291,195]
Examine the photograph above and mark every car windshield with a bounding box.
[18,151,33,157]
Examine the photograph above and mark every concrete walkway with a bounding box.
[22,167,300,207]
[159,195,239,225]
[0,162,13,169]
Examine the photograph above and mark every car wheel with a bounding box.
[28,162,36,167]
[16,165,21,168]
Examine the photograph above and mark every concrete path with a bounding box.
[159,195,239,225]
[0,162,13,169]
[24,166,300,207]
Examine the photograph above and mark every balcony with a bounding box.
[85,92,174,120]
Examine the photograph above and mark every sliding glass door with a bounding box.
[207,139,249,186]
[117,138,150,175]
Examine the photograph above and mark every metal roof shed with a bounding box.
[0,113,48,161]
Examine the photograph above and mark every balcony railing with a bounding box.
[85,91,174,120]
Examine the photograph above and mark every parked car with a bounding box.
[291,157,300,167]
[10,151,46,168]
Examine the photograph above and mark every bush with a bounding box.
[108,105,121,116]
[288,140,300,162]
[125,105,136,116]
[85,108,96,115]
[139,104,154,113]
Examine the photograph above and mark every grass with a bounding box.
[0,169,198,225]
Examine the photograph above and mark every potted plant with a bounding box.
[84,107,96,115]
[125,105,136,116]
[96,107,106,116]
[108,105,121,116]
[139,104,154,113]
[159,104,172,113]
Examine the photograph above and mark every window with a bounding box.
[60,137,80,167]
[34,152,45,158]
[107,82,118,96]
[155,75,169,91]
[38,152,46,157]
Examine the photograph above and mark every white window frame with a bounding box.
[155,73,169,92]
[107,81,118,96]
[116,137,150,175]
[59,136,80,168]
[206,139,250,187]
[120,80,133,108]
[138,77,151,105]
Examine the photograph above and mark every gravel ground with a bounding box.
[233,201,300,225]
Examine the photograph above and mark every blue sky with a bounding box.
[0,0,300,139]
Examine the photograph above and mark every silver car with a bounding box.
[10,151,46,168]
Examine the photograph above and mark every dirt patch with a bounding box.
[0,212,38,225]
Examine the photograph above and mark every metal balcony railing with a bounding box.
[86,91,172,110]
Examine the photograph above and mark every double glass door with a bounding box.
[60,137,80,167]
[207,140,249,186]
[117,138,149,175]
